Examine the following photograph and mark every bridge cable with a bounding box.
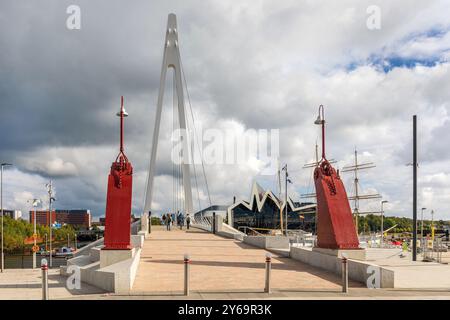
[179,55,212,208]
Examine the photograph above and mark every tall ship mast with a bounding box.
[342,149,381,234]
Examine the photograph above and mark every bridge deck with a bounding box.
[132,226,361,294]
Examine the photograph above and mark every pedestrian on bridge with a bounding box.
[186,214,191,230]
[178,212,184,230]
[166,214,172,231]
[162,214,166,226]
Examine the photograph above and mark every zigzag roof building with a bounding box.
[227,182,317,234]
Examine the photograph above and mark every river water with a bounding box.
[4,241,93,269]
[4,255,69,269]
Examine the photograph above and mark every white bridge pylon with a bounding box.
[143,13,194,217]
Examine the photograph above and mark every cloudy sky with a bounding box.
[1,0,449,221]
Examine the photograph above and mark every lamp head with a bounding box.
[116,96,129,117]
[116,108,129,117]
[314,115,323,125]
[29,199,41,207]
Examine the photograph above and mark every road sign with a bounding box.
[32,245,40,252]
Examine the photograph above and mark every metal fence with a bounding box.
[422,236,448,263]
[192,215,213,232]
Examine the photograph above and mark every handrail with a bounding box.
[73,237,104,257]
[192,213,214,232]
[131,219,141,235]
[237,226,263,236]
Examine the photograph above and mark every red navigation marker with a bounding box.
[103,96,133,250]
[314,105,359,249]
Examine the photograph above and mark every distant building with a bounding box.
[228,182,316,233]
[91,216,105,227]
[29,209,91,228]
[91,221,101,227]
[194,205,228,221]
[1,209,22,220]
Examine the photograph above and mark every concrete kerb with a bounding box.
[243,235,290,250]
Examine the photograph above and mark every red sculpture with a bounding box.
[314,105,359,249]
[103,96,133,250]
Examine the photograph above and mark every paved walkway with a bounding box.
[0,268,106,300]
[2,267,450,300]
[132,226,362,294]
[1,228,450,299]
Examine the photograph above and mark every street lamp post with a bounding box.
[313,104,328,235]
[1,163,12,273]
[314,105,326,160]
[46,181,55,268]
[380,200,388,248]
[28,198,42,269]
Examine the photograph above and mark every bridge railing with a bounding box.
[131,219,141,235]
[192,214,213,232]
[73,237,104,257]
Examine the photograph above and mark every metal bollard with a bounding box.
[184,254,190,296]
[41,258,49,300]
[264,253,272,293]
[341,254,348,293]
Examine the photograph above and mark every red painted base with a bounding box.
[314,160,359,249]
[103,161,133,250]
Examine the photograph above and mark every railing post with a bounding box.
[341,254,348,293]
[184,254,190,296]
[264,253,272,293]
[212,212,216,234]
[41,258,49,300]
[148,211,152,234]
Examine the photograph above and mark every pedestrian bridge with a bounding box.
[131,226,356,294]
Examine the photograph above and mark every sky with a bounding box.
[0,0,449,221]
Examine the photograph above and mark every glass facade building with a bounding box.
[229,183,316,234]
[232,201,316,233]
